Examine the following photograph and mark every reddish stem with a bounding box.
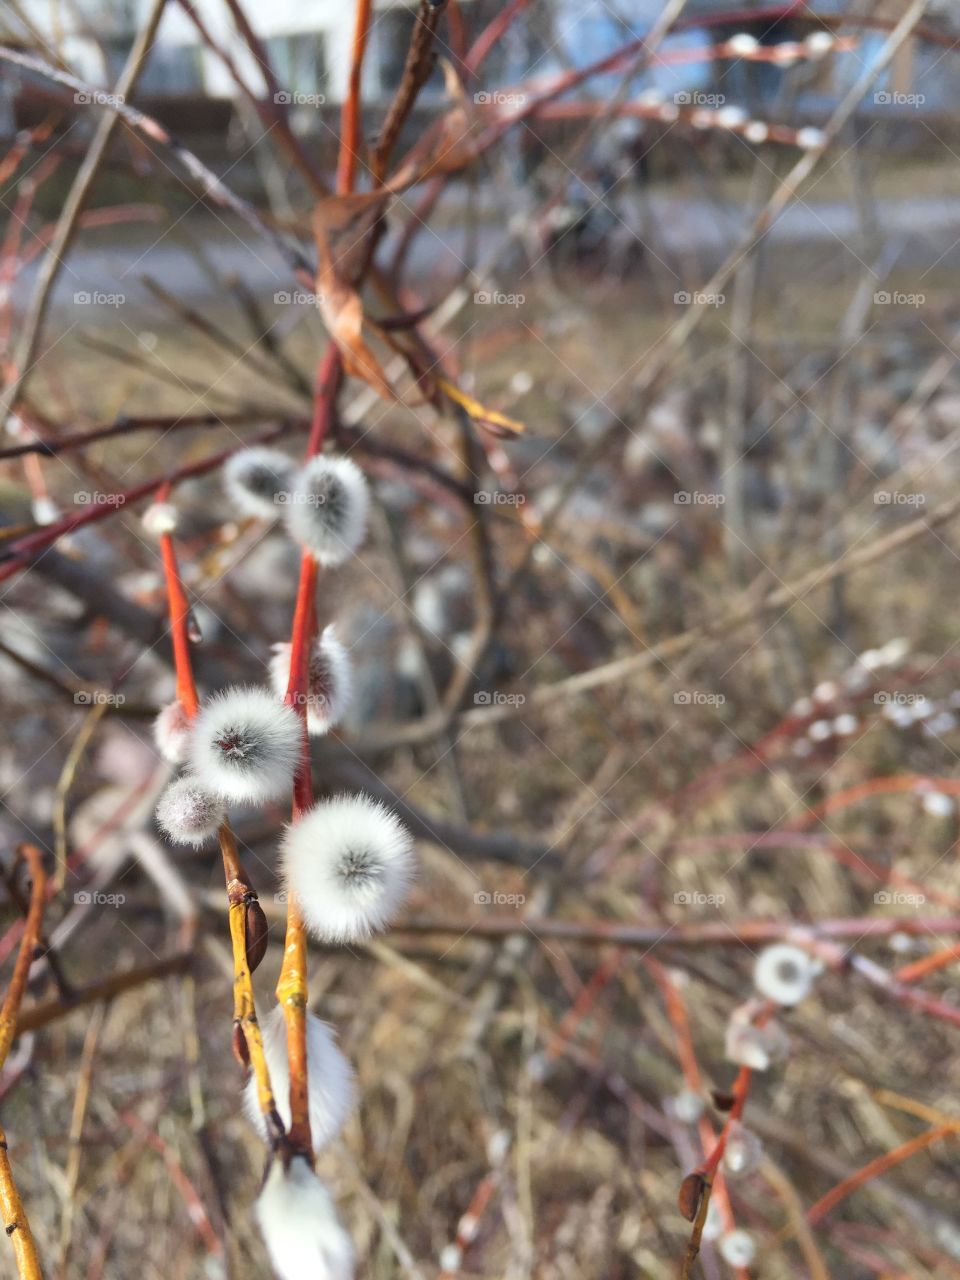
[157,488,199,717]
[337,0,373,194]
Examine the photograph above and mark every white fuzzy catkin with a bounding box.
[224,447,295,519]
[155,775,225,847]
[189,687,301,804]
[245,1004,354,1152]
[283,456,369,567]
[153,700,193,764]
[725,1000,790,1071]
[281,794,414,942]
[269,626,352,736]
[141,501,179,537]
[753,943,819,1006]
[719,1229,756,1268]
[256,1158,354,1280]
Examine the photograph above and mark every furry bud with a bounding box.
[256,1157,354,1280]
[153,700,193,764]
[189,687,300,804]
[245,1004,354,1152]
[720,1229,756,1268]
[155,775,225,847]
[142,501,179,537]
[725,1000,789,1071]
[224,447,295,519]
[283,456,369,567]
[753,943,820,1006]
[281,794,414,943]
[269,626,352,736]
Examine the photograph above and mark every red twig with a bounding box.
[807,1124,959,1226]
[156,485,199,717]
[337,0,373,194]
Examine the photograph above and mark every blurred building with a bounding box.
[0,0,458,108]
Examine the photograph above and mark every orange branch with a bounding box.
[337,0,373,194]
[276,346,342,1159]
[0,845,47,1279]
[807,1123,959,1226]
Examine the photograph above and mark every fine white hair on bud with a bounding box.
[721,1120,763,1176]
[142,501,179,537]
[283,456,369,567]
[245,1004,354,1152]
[719,1229,756,1268]
[223,447,295,519]
[753,943,820,1006]
[724,999,789,1071]
[155,774,225,847]
[153,700,193,763]
[189,687,301,804]
[268,626,353,736]
[256,1157,354,1280]
[281,794,414,942]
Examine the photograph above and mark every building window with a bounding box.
[264,33,327,99]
